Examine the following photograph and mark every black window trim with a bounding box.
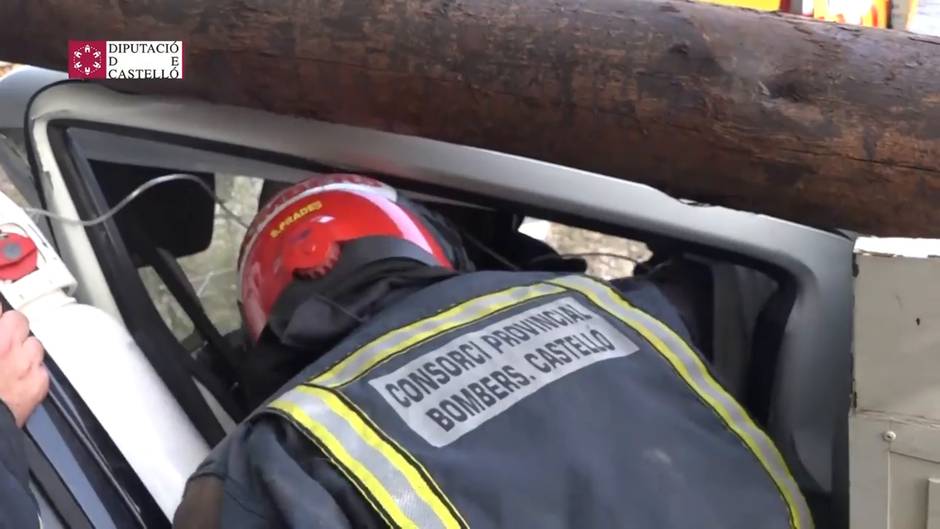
[25,355,168,528]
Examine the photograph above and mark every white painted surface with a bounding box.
[16,119,212,516]
[908,0,940,35]
[29,301,208,515]
[851,239,940,529]
[518,218,551,242]
[31,119,123,320]
[854,253,940,416]
[928,478,940,529]
[849,414,890,528]
[855,236,940,259]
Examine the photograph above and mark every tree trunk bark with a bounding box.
[1,0,938,236]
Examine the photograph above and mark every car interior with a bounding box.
[0,80,856,528]
[65,129,812,494]
[66,138,786,424]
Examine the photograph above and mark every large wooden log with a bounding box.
[0,0,938,236]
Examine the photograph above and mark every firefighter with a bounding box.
[0,308,48,529]
[175,174,813,529]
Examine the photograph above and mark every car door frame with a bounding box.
[24,79,854,507]
[25,355,169,529]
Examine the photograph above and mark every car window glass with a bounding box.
[139,173,261,340]
[0,132,36,207]
[519,218,651,279]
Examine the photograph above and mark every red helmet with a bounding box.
[238,174,454,340]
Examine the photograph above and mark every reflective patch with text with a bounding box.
[369,297,638,446]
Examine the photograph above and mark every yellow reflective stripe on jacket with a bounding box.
[267,398,396,528]
[548,275,813,529]
[313,282,565,387]
[270,385,465,529]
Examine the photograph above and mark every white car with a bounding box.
[0,67,854,529]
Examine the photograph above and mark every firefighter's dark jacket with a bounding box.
[0,401,38,529]
[175,271,813,529]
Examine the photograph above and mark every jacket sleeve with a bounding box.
[0,402,39,529]
[176,418,361,529]
[610,276,701,347]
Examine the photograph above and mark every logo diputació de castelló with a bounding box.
[68,41,106,79]
[68,41,184,80]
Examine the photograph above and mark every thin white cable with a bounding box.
[22,173,251,229]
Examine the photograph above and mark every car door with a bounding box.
[23,358,169,529]
[19,76,854,527]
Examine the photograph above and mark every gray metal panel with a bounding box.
[929,479,940,529]
[0,67,65,131]
[850,247,940,528]
[26,80,854,494]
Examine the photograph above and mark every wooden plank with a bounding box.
[0,0,938,236]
